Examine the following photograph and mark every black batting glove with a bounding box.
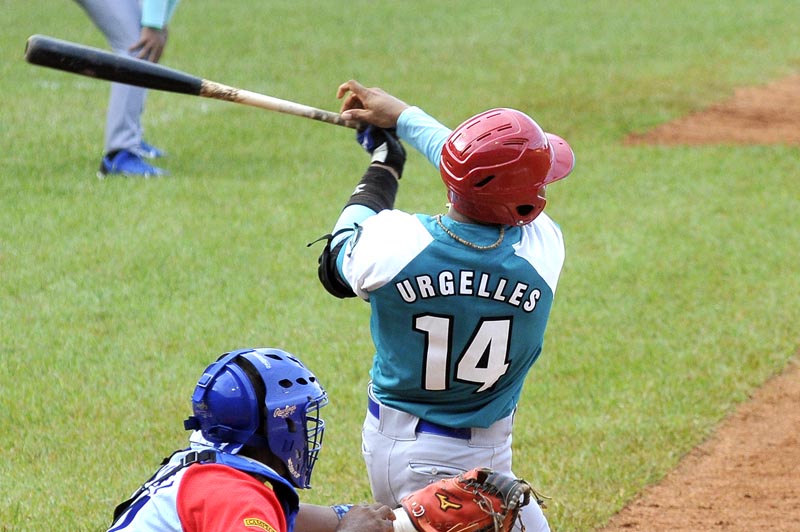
[356,125,406,178]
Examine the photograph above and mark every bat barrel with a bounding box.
[25,34,203,96]
[25,34,360,129]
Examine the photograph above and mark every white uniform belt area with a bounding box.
[367,395,472,440]
[366,387,516,446]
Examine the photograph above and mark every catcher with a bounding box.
[106,347,534,532]
[106,346,395,532]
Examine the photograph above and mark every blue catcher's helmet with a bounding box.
[184,347,328,488]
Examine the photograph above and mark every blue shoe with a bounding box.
[137,140,166,159]
[98,150,168,178]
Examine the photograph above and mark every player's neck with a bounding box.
[446,206,474,224]
[446,206,490,226]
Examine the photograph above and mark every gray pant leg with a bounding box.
[75,0,145,154]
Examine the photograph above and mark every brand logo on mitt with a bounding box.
[436,492,463,511]
[274,405,297,418]
[243,517,277,532]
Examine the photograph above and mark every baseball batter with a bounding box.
[314,80,575,532]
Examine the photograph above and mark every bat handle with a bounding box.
[200,81,363,129]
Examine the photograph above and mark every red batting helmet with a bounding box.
[440,108,575,226]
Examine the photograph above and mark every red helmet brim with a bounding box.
[544,133,575,184]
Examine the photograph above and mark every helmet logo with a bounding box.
[274,405,297,418]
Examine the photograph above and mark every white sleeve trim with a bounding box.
[513,213,565,293]
[341,211,433,299]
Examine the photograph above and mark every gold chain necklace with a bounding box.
[435,214,505,250]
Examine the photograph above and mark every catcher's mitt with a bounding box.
[393,467,544,532]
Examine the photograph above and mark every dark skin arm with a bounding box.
[129,26,168,63]
[337,504,395,532]
[336,80,410,128]
[296,503,395,532]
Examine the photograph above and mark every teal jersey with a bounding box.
[340,210,564,428]
[333,105,565,428]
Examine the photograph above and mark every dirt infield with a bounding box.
[598,358,800,531]
[624,74,800,146]
[600,75,800,531]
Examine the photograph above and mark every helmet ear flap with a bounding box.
[516,204,536,219]
[515,186,547,224]
[188,350,263,447]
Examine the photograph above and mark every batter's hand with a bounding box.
[130,27,168,63]
[337,80,410,129]
[335,503,395,532]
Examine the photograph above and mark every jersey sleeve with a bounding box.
[516,212,565,293]
[141,0,180,28]
[340,210,433,299]
[396,106,452,170]
[177,464,287,532]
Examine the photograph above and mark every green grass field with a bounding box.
[2,1,799,530]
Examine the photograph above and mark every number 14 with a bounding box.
[414,314,511,393]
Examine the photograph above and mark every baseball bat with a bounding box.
[24,34,360,129]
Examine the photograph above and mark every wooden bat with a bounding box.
[24,34,361,129]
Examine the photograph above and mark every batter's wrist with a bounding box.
[370,162,400,181]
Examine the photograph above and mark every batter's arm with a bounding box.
[396,106,451,170]
[316,127,404,299]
